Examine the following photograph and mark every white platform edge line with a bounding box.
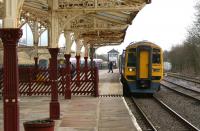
[122,97,142,131]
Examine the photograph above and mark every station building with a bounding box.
[108,48,119,68]
[0,0,151,131]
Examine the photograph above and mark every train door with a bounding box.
[139,51,149,78]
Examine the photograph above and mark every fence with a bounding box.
[0,66,99,97]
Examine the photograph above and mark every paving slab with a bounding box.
[98,97,138,131]
[0,69,140,131]
[99,69,123,95]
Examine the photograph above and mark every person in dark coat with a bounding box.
[108,61,113,73]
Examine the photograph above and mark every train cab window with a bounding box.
[152,49,161,64]
[129,48,136,52]
[127,49,136,67]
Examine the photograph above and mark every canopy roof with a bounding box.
[0,0,150,47]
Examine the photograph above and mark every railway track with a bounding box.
[131,96,200,131]
[167,73,200,85]
[161,79,200,101]
[131,97,157,131]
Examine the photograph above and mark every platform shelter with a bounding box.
[0,0,151,131]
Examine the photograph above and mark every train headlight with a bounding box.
[128,68,135,72]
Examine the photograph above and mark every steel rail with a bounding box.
[162,79,200,94]
[131,97,158,131]
[161,82,200,102]
[167,73,200,81]
[167,73,200,84]
[153,96,200,131]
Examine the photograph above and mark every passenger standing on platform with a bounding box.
[108,61,113,73]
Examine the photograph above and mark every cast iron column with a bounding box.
[75,55,80,87]
[84,57,88,68]
[33,57,38,95]
[33,56,38,76]
[34,57,38,69]
[94,66,99,97]
[48,48,60,120]
[0,28,22,131]
[64,54,71,99]
[84,57,88,80]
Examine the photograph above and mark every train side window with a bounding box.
[127,52,136,67]
[152,53,161,64]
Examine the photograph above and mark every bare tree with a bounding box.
[167,1,200,75]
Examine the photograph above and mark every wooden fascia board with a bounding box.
[87,38,123,43]
[81,33,124,38]
[93,42,122,47]
[91,14,127,25]
[55,6,143,12]
[105,11,131,19]
[23,4,48,14]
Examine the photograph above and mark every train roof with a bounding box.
[127,41,161,49]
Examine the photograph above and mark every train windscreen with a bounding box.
[127,48,136,67]
[152,48,161,64]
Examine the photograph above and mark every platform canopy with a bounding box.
[0,0,150,48]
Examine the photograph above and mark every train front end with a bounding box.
[121,41,163,94]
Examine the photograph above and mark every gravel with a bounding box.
[133,97,189,131]
[161,80,200,100]
[155,86,200,129]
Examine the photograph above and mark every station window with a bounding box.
[152,48,161,64]
[127,52,136,67]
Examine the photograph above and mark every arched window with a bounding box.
[58,33,65,48]
[0,19,2,28]
[19,23,33,46]
[71,41,76,52]
[81,46,85,53]
[39,30,48,46]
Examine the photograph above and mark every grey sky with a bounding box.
[96,0,197,54]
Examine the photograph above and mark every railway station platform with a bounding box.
[0,69,141,131]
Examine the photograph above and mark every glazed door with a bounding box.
[139,51,149,78]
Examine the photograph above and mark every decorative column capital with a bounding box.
[34,57,39,68]
[64,54,71,59]
[64,54,71,65]
[34,56,38,61]
[48,48,59,58]
[0,29,22,45]
[64,31,71,38]
[84,57,88,69]
[75,55,81,59]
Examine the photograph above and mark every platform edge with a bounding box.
[122,97,142,131]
